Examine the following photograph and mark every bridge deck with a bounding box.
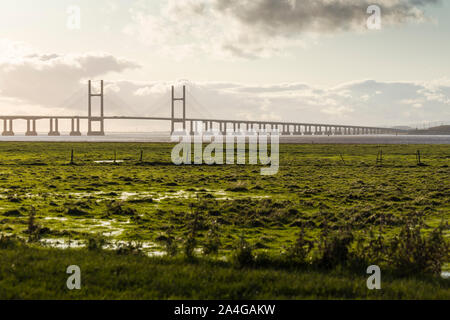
[0,115,394,131]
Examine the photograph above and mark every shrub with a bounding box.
[87,234,108,251]
[0,234,24,249]
[285,228,314,265]
[157,228,178,257]
[232,235,254,268]
[388,216,449,276]
[183,234,197,260]
[203,220,221,256]
[25,207,41,243]
[316,226,354,269]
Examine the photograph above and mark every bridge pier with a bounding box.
[304,125,313,135]
[314,126,322,135]
[2,119,14,136]
[70,117,82,136]
[48,118,60,136]
[25,119,38,136]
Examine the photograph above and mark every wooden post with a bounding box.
[70,149,74,165]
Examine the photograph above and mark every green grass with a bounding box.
[0,246,448,300]
[0,142,448,299]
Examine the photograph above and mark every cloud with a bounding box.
[124,0,440,59]
[0,41,140,111]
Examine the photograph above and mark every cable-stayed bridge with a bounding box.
[0,80,402,137]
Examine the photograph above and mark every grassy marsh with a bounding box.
[0,142,448,299]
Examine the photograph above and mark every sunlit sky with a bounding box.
[0,0,449,130]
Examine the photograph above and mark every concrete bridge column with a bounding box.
[304,125,312,135]
[70,117,82,136]
[48,118,60,136]
[2,119,14,136]
[313,126,319,135]
[26,119,38,136]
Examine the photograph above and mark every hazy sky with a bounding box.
[0,0,449,130]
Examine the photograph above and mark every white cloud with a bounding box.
[0,40,140,112]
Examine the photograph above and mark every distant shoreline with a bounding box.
[0,134,449,144]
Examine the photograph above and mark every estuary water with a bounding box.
[0,133,449,144]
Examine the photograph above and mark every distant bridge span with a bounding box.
[0,80,403,137]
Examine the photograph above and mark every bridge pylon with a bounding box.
[88,80,105,136]
[171,85,186,134]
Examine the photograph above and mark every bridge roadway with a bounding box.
[0,115,401,136]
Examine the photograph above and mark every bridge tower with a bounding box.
[88,80,105,136]
[171,85,186,134]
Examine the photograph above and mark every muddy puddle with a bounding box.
[39,238,165,257]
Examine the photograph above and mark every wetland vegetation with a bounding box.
[0,142,448,299]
